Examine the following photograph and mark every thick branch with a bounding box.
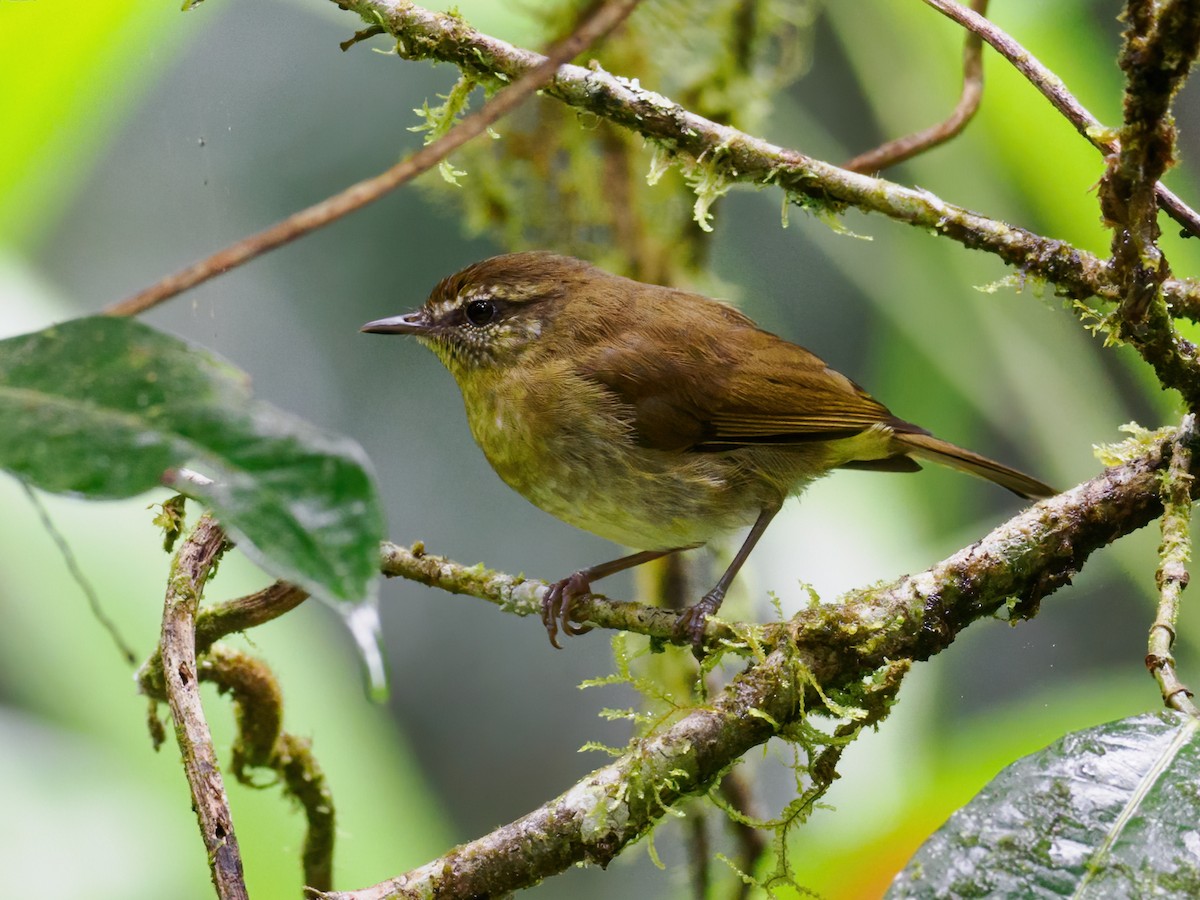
[316,644,800,900]
[355,429,1189,899]
[336,0,1200,313]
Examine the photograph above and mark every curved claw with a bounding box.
[540,571,594,648]
[675,592,723,658]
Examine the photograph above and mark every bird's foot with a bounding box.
[675,591,724,659]
[541,571,595,649]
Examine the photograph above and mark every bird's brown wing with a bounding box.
[578,322,910,453]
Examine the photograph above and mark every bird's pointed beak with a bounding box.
[361,310,431,335]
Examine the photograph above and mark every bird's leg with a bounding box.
[542,548,686,648]
[677,504,781,655]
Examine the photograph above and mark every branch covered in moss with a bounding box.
[316,643,802,900]
[383,421,1182,674]
[335,0,1200,314]
[158,515,249,900]
[1099,1,1200,409]
[345,424,1190,898]
[1148,416,1198,716]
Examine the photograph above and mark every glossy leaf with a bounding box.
[889,711,1200,898]
[0,316,384,608]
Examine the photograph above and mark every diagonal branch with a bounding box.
[924,0,1200,240]
[103,0,643,318]
[335,0,1200,318]
[317,643,801,900]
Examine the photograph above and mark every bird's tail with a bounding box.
[894,431,1056,500]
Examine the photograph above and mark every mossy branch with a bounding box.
[335,0,1200,317]
[335,418,1188,898]
[382,420,1185,677]
[156,515,248,900]
[1148,415,1199,716]
[314,643,803,900]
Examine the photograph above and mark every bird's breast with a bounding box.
[454,366,818,550]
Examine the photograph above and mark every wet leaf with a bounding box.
[890,711,1200,898]
[0,316,384,608]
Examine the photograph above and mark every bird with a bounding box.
[362,251,1055,652]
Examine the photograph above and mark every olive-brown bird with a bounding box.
[363,252,1054,651]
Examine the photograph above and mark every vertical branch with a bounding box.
[160,515,248,900]
[1100,0,1200,407]
[1148,416,1199,716]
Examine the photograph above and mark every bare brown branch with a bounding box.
[844,0,988,173]
[103,0,644,318]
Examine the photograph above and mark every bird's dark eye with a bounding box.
[464,298,496,327]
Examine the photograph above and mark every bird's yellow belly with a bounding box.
[459,371,827,551]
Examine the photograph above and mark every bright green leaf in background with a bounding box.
[0,1,196,247]
[891,712,1200,897]
[0,316,384,609]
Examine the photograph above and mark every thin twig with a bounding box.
[103,0,644,318]
[844,0,988,173]
[160,515,248,900]
[139,580,309,699]
[20,481,136,664]
[335,0,1200,317]
[1148,415,1199,716]
[922,0,1200,239]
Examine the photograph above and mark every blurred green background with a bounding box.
[1,1,1196,897]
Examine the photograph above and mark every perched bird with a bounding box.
[363,252,1055,651]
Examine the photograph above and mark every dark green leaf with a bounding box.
[0,316,384,608]
[889,711,1200,898]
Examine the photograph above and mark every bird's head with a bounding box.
[361,252,595,378]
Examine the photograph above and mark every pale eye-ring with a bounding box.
[464,298,496,327]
